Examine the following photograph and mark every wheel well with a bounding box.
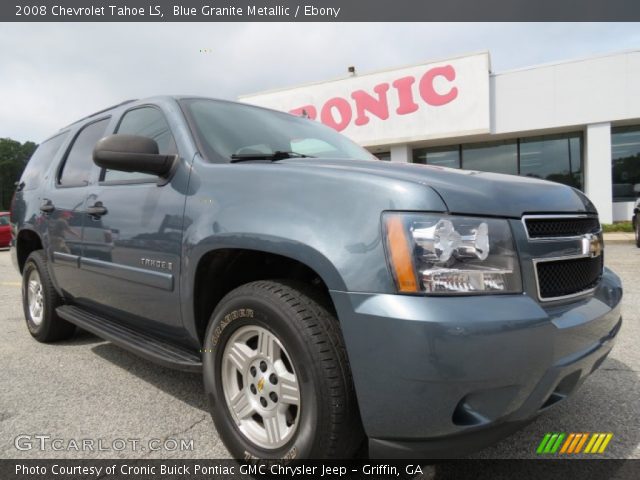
[16,230,43,273]
[193,249,335,343]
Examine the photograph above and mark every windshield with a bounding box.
[180,98,376,163]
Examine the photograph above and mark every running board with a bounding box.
[56,305,202,372]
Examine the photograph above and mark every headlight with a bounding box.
[383,213,521,295]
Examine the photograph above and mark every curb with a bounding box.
[605,239,634,244]
[603,234,635,244]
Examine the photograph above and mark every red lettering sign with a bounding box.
[320,97,352,131]
[419,65,458,106]
[289,105,317,119]
[351,84,390,126]
[392,76,419,115]
[290,64,458,132]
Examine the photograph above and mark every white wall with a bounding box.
[613,202,635,222]
[488,51,640,223]
[492,51,640,135]
[390,144,411,163]
[584,123,613,224]
[242,53,491,147]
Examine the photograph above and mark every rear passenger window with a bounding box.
[20,132,69,190]
[59,118,110,187]
[103,107,177,183]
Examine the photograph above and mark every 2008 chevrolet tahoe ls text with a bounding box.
[10,96,623,459]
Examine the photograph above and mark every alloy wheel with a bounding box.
[221,325,301,449]
[27,270,44,325]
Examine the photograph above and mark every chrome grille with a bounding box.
[535,255,603,300]
[525,214,603,301]
[525,216,600,239]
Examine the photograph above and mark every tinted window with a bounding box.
[520,133,582,189]
[412,132,584,189]
[462,141,518,175]
[181,99,375,163]
[0,215,9,226]
[103,107,177,182]
[20,132,68,190]
[59,118,110,187]
[413,146,460,168]
[611,126,640,201]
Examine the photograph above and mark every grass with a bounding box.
[602,221,634,233]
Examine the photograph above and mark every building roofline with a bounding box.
[491,48,640,77]
[239,48,640,99]
[239,50,491,99]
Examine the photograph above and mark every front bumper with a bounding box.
[330,267,622,459]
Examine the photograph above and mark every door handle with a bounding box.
[40,199,55,213]
[87,202,108,218]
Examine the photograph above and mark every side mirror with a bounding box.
[93,134,176,178]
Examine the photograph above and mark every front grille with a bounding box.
[536,255,603,300]
[525,216,600,238]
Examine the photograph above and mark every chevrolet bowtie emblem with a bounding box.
[582,233,603,258]
[257,377,265,393]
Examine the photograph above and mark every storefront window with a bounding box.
[413,145,460,168]
[520,133,582,189]
[374,151,391,161]
[611,126,640,201]
[462,140,518,175]
[412,132,584,190]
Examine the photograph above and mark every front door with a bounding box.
[76,106,188,340]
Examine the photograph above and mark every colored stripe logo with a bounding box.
[536,432,613,454]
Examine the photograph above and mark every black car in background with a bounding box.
[634,198,640,247]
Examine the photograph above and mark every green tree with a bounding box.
[0,138,38,210]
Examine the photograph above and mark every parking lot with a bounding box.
[0,244,638,460]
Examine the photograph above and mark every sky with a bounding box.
[1,22,639,143]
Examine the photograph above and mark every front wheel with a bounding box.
[635,218,640,248]
[203,280,363,460]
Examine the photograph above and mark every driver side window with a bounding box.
[102,107,177,183]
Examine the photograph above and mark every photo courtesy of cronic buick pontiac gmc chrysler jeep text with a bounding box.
[10,97,623,459]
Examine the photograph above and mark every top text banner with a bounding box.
[4,0,640,21]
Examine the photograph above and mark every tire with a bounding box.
[22,250,75,342]
[203,280,363,460]
[635,218,640,248]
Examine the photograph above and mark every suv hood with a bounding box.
[280,158,596,218]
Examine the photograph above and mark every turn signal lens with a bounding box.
[384,216,419,292]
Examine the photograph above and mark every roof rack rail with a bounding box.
[62,99,138,129]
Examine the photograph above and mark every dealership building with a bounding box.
[241,50,640,223]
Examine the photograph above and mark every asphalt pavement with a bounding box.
[0,244,638,460]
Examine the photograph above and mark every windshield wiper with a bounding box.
[230,151,315,162]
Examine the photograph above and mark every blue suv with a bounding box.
[11,97,622,459]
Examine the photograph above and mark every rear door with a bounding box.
[75,105,188,339]
[46,118,111,298]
